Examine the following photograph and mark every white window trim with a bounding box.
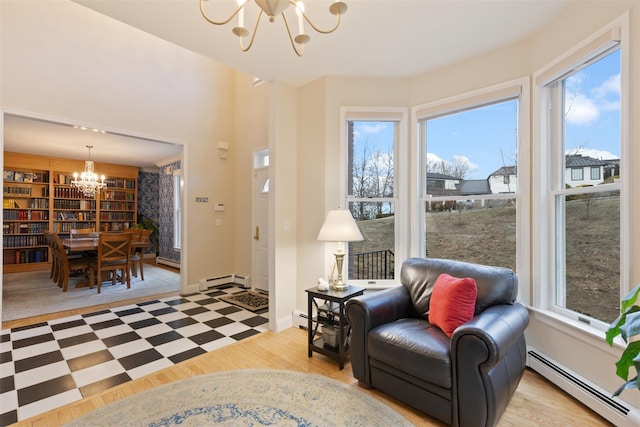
[532,12,629,332]
[339,107,408,288]
[411,77,531,304]
[173,168,182,251]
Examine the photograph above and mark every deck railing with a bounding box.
[351,249,395,280]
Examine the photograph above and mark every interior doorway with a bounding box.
[1,111,185,320]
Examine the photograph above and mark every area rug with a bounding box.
[64,369,411,427]
[2,264,180,321]
[219,291,268,312]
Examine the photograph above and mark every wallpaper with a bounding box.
[137,170,160,255]
[157,161,181,263]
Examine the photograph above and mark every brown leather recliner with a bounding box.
[346,257,529,427]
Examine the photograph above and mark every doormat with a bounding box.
[220,291,268,312]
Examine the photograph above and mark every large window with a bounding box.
[343,110,406,287]
[540,32,622,326]
[415,82,527,275]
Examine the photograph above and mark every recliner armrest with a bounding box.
[450,303,529,427]
[451,302,529,365]
[346,285,412,332]
[346,286,412,384]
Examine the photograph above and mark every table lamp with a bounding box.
[317,209,363,290]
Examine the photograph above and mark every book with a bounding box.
[13,171,24,182]
[3,170,14,181]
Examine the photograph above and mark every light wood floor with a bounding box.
[5,293,612,427]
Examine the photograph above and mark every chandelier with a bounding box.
[71,145,106,198]
[200,0,348,57]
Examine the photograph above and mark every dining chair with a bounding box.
[130,229,150,280]
[50,232,93,292]
[89,232,132,293]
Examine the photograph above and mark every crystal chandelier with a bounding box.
[71,145,106,198]
[200,0,348,57]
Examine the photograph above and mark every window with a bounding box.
[539,33,622,326]
[571,168,584,181]
[173,170,182,250]
[414,81,528,275]
[342,109,407,287]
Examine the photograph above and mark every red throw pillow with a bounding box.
[428,273,478,337]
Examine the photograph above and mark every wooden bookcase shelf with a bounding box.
[3,152,138,273]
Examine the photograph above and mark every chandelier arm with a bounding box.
[199,0,242,26]
[300,11,340,34]
[238,9,265,52]
[281,13,304,57]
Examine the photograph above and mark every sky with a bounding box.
[353,49,621,181]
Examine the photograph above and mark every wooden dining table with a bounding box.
[63,238,150,253]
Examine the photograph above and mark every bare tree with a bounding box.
[426,156,471,179]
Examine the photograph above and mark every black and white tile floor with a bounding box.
[0,286,269,426]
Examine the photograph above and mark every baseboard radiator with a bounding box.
[156,256,180,269]
[527,348,640,426]
[199,274,250,291]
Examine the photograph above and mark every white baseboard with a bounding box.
[156,256,180,269]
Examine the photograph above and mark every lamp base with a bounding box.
[332,281,349,291]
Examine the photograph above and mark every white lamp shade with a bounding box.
[317,209,364,242]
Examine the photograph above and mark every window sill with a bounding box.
[527,306,623,354]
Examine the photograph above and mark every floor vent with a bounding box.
[527,348,640,426]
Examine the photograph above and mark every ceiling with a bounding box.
[3,114,181,170]
[4,0,573,169]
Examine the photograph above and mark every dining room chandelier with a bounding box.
[199,0,348,57]
[71,145,106,198]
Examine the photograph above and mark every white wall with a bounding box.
[0,1,238,292]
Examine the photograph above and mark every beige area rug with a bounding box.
[219,290,268,312]
[2,264,180,322]
[64,369,412,427]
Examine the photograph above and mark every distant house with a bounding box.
[425,154,619,201]
[565,154,619,187]
[426,172,460,196]
[488,166,517,194]
[459,179,491,195]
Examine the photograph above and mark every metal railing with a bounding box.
[351,249,395,280]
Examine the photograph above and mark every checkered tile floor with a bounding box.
[0,286,269,426]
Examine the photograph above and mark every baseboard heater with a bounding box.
[527,348,640,426]
[199,274,250,291]
[156,256,180,269]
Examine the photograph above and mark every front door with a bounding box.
[252,150,269,293]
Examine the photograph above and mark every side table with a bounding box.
[306,285,365,370]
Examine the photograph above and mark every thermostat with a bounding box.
[214,202,225,212]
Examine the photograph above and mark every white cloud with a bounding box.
[565,72,620,125]
[565,93,599,124]
[567,147,618,160]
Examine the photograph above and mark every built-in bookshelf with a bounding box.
[3,152,138,273]
[3,166,50,269]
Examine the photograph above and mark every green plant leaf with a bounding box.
[622,285,640,313]
[620,311,640,343]
[615,341,640,380]
[606,306,640,345]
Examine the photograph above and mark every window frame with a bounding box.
[173,168,182,251]
[339,107,408,288]
[411,78,531,303]
[532,15,629,331]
